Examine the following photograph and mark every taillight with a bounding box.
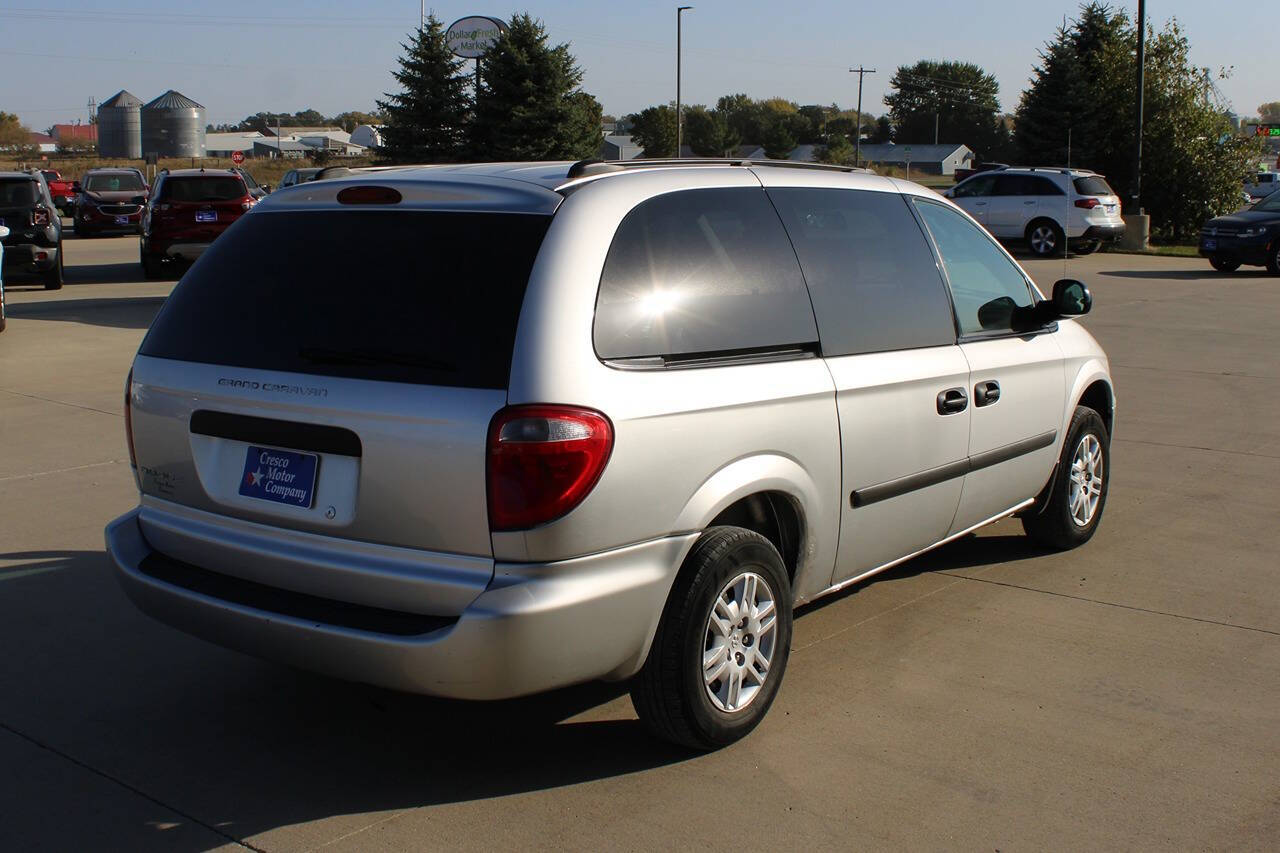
[1074,198,1100,209]
[32,207,50,225]
[487,405,613,531]
[124,369,137,471]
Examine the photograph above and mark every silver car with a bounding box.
[106,160,1115,749]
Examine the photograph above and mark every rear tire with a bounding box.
[1027,219,1065,258]
[1023,406,1110,550]
[1209,256,1241,273]
[631,526,792,750]
[42,249,64,290]
[141,252,162,281]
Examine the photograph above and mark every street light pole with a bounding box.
[849,66,876,168]
[676,6,692,158]
[1130,0,1145,214]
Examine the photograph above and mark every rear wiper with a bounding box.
[297,346,457,372]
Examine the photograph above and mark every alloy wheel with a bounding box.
[703,571,778,713]
[1068,433,1105,527]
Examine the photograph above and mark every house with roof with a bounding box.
[600,134,644,161]
[206,131,265,158]
[846,143,975,175]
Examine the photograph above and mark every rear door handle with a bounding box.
[974,380,1001,407]
[937,387,968,415]
[1023,200,1036,205]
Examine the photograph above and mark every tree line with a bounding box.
[209,110,383,134]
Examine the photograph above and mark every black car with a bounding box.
[1200,192,1280,274]
[0,170,63,289]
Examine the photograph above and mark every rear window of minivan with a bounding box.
[161,177,246,202]
[140,210,551,389]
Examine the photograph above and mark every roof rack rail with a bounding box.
[1026,166,1094,175]
[564,157,872,181]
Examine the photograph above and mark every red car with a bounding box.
[74,168,150,236]
[140,169,255,279]
[41,170,78,216]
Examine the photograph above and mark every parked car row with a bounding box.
[1200,189,1280,274]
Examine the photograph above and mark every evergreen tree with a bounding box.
[685,106,741,157]
[376,15,472,163]
[471,13,602,160]
[1016,2,1261,239]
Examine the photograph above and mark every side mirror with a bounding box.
[261,184,272,193]
[72,182,82,193]
[942,189,954,198]
[1051,279,1092,317]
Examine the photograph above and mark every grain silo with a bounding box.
[97,90,143,158]
[141,90,206,158]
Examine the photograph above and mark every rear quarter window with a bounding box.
[594,187,818,361]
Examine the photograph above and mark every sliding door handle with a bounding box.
[974,380,1001,407]
[937,387,968,415]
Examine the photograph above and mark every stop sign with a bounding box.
[231,150,245,164]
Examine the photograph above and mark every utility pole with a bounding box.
[1130,0,1145,214]
[676,6,693,158]
[934,112,939,145]
[849,66,876,168]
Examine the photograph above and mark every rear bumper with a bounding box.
[0,242,58,272]
[1079,223,1125,241]
[106,507,694,699]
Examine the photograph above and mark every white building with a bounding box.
[350,124,383,149]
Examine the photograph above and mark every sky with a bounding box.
[0,1,1270,133]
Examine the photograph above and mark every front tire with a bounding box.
[1267,241,1280,276]
[1209,256,1241,273]
[631,526,792,750]
[1026,219,1066,258]
[1023,406,1110,550]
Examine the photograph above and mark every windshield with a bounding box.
[84,173,145,192]
[1253,192,1280,212]
[0,179,38,206]
[161,176,247,202]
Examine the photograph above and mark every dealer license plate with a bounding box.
[115,215,129,225]
[238,445,318,508]
[1202,239,1217,250]
[195,210,217,223]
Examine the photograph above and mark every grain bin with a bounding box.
[141,90,206,158]
[97,90,142,158]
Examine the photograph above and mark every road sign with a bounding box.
[446,16,506,58]
[231,150,245,165]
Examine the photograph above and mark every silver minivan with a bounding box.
[106,160,1115,749]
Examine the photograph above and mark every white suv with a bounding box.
[945,167,1125,257]
[107,159,1115,749]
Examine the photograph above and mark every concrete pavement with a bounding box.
[1,233,1276,850]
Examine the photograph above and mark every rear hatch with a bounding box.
[1073,175,1122,221]
[152,174,250,240]
[130,202,553,590]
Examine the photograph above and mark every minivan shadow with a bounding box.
[4,295,165,329]
[796,532,1049,617]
